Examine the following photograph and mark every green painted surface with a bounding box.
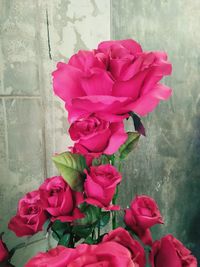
[111,0,200,261]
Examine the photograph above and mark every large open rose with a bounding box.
[25,241,144,267]
[149,235,197,267]
[69,114,127,155]
[53,39,172,123]
[39,176,84,222]
[8,191,47,237]
[124,195,163,245]
[102,227,145,267]
[84,164,122,210]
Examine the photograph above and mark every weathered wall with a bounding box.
[0,0,199,265]
[111,0,200,261]
[0,0,110,265]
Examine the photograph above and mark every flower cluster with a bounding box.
[2,39,197,267]
[53,39,172,163]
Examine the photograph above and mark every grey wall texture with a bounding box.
[0,0,199,265]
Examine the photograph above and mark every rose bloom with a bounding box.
[0,237,9,263]
[69,114,127,155]
[102,227,145,267]
[8,191,47,237]
[52,39,172,123]
[25,241,143,267]
[149,235,197,267]
[84,164,122,210]
[39,176,84,222]
[124,195,163,245]
[71,143,100,166]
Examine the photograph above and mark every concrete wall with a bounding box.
[0,1,110,265]
[0,0,199,265]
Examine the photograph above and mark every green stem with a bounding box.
[98,221,101,240]
[69,233,75,248]
[112,186,118,229]
[92,228,96,240]
[110,154,123,230]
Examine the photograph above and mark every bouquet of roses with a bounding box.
[1,39,197,267]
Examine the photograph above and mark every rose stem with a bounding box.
[98,221,101,240]
[110,155,118,230]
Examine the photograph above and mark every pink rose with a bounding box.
[102,227,145,267]
[0,237,9,263]
[52,39,172,123]
[71,143,100,166]
[149,235,197,267]
[124,195,163,245]
[39,176,84,222]
[69,114,127,155]
[8,191,47,237]
[84,164,122,210]
[25,242,139,267]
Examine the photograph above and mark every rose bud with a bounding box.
[8,191,47,237]
[124,195,163,245]
[84,164,122,210]
[149,234,197,267]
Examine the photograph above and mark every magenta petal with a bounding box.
[78,128,111,153]
[81,69,114,96]
[104,122,127,155]
[69,50,105,71]
[60,188,73,214]
[156,238,182,267]
[67,95,132,123]
[112,70,148,99]
[84,198,104,208]
[119,56,144,81]
[128,83,172,116]
[84,175,104,202]
[52,62,85,103]
[109,58,131,79]
[98,39,142,54]
[118,39,143,54]
[139,229,153,246]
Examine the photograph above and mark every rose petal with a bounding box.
[52,62,85,103]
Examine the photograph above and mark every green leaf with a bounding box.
[52,152,87,191]
[92,155,110,166]
[75,203,101,226]
[58,233,71,246]
[51,220,71,239]
[72,225,93,238]
[84,236,97,244]
[100,212,110,228]
[119,132,140,159]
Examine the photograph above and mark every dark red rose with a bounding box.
[39,176,84,222]
[149,234,197,267]
[124,195,163,245]
[8,190,47,237]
